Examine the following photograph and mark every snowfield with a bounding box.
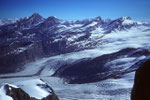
[0,25,150,100]
[0,72,134,100]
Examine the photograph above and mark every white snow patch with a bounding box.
[91,26,104,34]
[86,21,97,27]
[67,33,85,41]
[57,24,83,33]
[122,19,135,25]
[14,79,52,99]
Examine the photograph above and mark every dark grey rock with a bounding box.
[131,59,150,100]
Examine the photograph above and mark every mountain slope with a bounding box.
[0,13,149,74]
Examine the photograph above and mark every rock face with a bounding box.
[0,79,59,100]
[131,59,150,100]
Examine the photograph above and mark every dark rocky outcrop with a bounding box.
[4,84,31,100]
[131,59,150,100]
[0,41,45,74]
[3,83,59,100]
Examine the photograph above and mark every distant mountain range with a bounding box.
[0,13,150,84]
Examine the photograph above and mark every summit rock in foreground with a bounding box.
[0,79,59,100]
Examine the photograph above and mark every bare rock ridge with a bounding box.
[131,59,150,100]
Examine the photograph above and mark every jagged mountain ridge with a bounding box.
[0,13,144,49]
[0,13,149,74]
[0,13,143,44]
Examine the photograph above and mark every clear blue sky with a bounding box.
[0,0,150,21]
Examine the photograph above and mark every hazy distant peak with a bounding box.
[29,13,44,20]
[47,16,58,20]
[94,16,102,21]
[46,16,60,23]
[31,13,42,17]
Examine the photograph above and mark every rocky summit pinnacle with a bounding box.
[29,13,44,21]
[31,13,41,17]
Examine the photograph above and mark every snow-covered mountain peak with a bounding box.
[118,16,144,26]
[119,16,137,25]
[94,16,102,21]
[115,16,133,23]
